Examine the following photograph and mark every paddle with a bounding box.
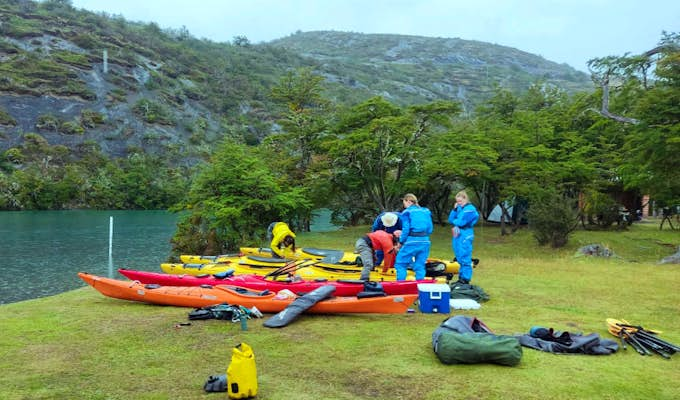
[606,318,678,358]
[262,259,299,279]
[263,259,318,280]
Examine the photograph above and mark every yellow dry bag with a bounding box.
[227,342,258,399]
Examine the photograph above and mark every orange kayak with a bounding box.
[78,272,417,314]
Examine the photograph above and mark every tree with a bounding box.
[321,97,462,222]
[268,67,329,177]
[589,32,680,211]
[265,68,331,229]
[170,140,312,255]
[421,119,495,223]
[473,84,602,234]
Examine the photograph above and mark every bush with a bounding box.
[60,121,85,135]
[0,108,17,126]
[79,109,106,128]
[527,191,579,248]
[583,191,620,228]
[132,99,176,125]
[36,114,60,131]
[4,148,24,164]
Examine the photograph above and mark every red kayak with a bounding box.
[118,268,435,296]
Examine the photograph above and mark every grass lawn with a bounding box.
[1,220,678,399]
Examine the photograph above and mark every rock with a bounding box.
[658,247,680,264]
[575,244,614,258]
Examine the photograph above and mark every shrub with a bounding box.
[36,114,60,131]
[80,109,106,128]
[51,51,91,69]
[60,120,85,135]
[583,191,620,228]
[527,190,579,248]
[71,33,101,50]
[4,148,24,164]
[0,108,17,126]
[132,99,176,126]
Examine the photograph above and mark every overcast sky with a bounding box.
[70,0,678,72]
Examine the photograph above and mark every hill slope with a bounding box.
[270,31,592,112]
[0,1,593,160]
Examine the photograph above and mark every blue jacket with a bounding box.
[399,205,433,244]
[371,212,403,234]
[448,203,479,230]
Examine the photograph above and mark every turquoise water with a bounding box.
[0,209,339,305]
[0,210,178,305]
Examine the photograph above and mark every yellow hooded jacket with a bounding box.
[270,222,296,258]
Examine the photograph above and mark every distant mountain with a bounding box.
[0,1,593,161]
[269,31,592,113]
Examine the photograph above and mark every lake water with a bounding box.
[0,209,339,305]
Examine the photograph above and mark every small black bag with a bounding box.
[188,309,213,320]
[363,281,384,292]
[188,303,237,320]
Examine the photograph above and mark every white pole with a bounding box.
[109,216,113,258]
[108,216,114,277]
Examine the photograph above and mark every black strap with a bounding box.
[408,231,428,237]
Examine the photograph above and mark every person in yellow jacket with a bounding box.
[267,222,296,258]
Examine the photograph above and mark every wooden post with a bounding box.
[642,195,650,218]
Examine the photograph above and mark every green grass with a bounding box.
[1,221,678,399]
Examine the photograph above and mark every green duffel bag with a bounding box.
[433,331,522,366]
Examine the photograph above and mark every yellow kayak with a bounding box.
[160,256,415,281]
[180,247,358,265]
[180,248,459,276]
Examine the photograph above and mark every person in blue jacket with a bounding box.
[372,211,402,233]
[394,193,433,280]
[371,211,401,265]
[448,190,480,284]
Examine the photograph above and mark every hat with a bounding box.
[380,212,398,228]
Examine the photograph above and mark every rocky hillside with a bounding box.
[0,0,309,162]
[270,31,592,113]
[0,1,593,161]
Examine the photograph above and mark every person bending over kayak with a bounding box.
[448,190,479,284]
[267,222,296,259]
[355,230,401,281]
[394,193,433,281]
[371,211,402,266]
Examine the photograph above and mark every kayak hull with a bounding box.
[119,268,436,296]
[78,272,417,313]
[160,258,413,281]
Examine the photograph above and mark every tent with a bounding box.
[486,200,528,224]
[487,203,513,223]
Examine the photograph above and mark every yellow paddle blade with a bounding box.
[606,318,662,336]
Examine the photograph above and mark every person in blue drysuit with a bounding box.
[371,211,402,265]
[394,193,433,281]
[448,190,479,284]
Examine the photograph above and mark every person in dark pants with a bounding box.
[371,211,401,265]
[448,190,479,284]
[355,230,400,280]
